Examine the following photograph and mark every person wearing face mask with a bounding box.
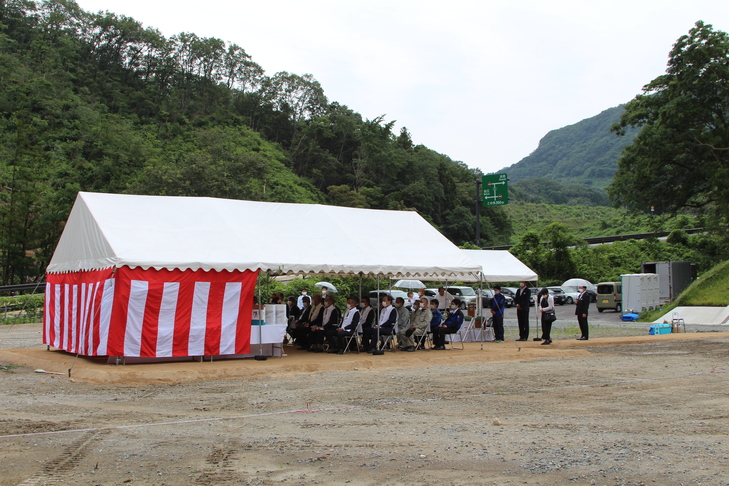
[328,296,361,353]
[429,299,443,334]
[297,289,309,310]
[411,296,432,350]
[292,296,311,349]
[362,295,397,352]
[432,298,464,349]
[394,297,414,351]
[515,281,531,341]
[358,297,375,335]
[490,286,506,343]
[319,295,341,353]
[305,294,324,352]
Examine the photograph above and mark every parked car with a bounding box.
[596,282,622,312]
[560,286,580,305]
[546,287,568,305]
[476,289,514,308]
[501,287,533,306]
[444,286,478,309]
[562,279,598,302]
[369,290,408,308]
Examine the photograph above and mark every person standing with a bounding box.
[538,288,555,345]
[435,287,454,312]
[515,282,531,341]
[490,286,506,343]
[575,285,590,340]
[296,288,309,310]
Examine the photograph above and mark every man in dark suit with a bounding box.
[575,285,590,340]
[515,281,531,341]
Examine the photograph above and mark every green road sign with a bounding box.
[482,173,509,207]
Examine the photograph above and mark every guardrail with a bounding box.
[0,283,46,294]
[482,228,704,251]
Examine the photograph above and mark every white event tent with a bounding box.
[44,192,487,359]
[461,249,538,283]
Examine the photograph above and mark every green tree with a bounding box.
[610,21,729,230]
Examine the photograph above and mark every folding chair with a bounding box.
[377,327,397,352]
[447,316,475,350]
[285,315,297,346]
[414,330,432,350]
[342,322,363,354]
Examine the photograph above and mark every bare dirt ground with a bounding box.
[1,322,729,486]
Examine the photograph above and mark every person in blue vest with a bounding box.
[432,298,464,350]
[490,286,506,343]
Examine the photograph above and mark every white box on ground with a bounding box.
[622,273,660,313]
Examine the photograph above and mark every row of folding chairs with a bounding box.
[286,315,477,353]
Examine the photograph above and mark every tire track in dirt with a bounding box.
[195,443,240,485]
[15,429,107,486]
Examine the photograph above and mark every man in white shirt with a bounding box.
[435,287,454,312]
[297,289,309,310]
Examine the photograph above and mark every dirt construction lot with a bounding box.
[1,323,729,486]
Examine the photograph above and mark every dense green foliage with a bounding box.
[610,21,729,233]
[510,178,610,206]
[0,0,514,285]
[501,105,640,189]
[510,221,727,285]
[502,203,698,243]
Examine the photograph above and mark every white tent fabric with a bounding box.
[48,192,482,278]
[459,249,538,282]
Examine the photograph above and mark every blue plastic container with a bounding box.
[649,323,672,335]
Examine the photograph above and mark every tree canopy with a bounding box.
[610,21,729,232]
[0,0,514,285]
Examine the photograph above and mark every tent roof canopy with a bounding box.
[460,249,538,282]
[48,192,483,278]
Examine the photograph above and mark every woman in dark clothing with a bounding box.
[538,288,555,345]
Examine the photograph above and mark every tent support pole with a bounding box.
[372,276,383,356]
[254,271,267,361]
[534,281,542,341]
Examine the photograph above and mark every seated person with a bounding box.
[362,295,397,352]
[305,294,324,352]
[358,297,375,335]
[291,296,311,348]
[429,298,443,333]
[411,296,433,349]
[432,298,464,350]
[310,295,339,353]
[395,297,415,351]
[332,296,361,354]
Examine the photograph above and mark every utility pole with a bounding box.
[475,178,481,247]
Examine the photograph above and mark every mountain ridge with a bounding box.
[498,105,641,189]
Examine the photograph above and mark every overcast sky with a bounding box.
[74,0,729,174]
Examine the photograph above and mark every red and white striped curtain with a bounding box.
[44,267,258,357]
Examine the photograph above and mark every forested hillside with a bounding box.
[0,0,513,285]
[502,105,641,188]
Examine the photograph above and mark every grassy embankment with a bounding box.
[640,259,729,321]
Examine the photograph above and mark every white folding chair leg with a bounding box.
[415,331,431,350]
[448,320,474,350]
[343,332,361,354]
[378,332,396,352]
